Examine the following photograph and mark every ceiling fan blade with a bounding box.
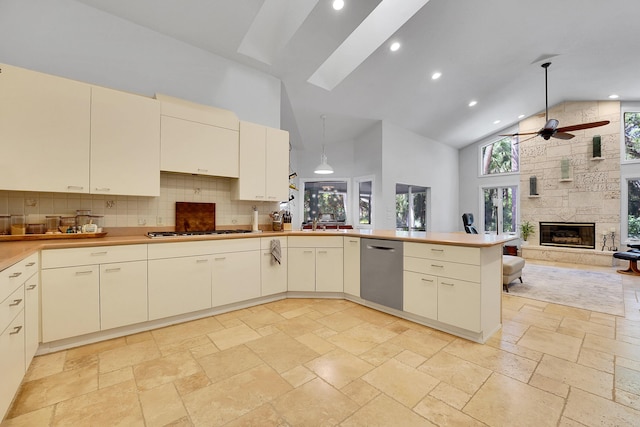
[556,120,610,133]
[498,131,540,137]
[552,132,575,140]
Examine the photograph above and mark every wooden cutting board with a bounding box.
[175,202,216,232]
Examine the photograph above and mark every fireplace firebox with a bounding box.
[539,222,595,249]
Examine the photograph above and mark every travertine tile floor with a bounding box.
[3,260,640,426]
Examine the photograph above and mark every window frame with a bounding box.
[395,183,430,232]
[299,177,352,225]
[479,184,519,236]
[478,133,520,177]
[621,104,640,164]
[353,175,374,229]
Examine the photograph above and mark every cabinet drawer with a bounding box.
[261,236,287,250]
[1,286,24,334]
[210,238,260,254]
[147,241,213,259]
[404,242,480,265]
[288,236,343,248]
[404,256,480,282]
[42,244,147,268]
[1,264,25,303]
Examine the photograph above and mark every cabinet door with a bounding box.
[24,273,39,368]
[0,313,25,420]
[403,271,437,320]
[90,86,160,196]
[265,127,289,202]
[261,249,288,296]
[160,115,239,177]
[148,257,212,320]
[100,261,148,330]
[343,237,360,296]
[0,63,90,193]
[437,278,481,332]
[212,251,261,306]
[316,248,344,292]
[41,266,100,342]
[233,121,267,200]
[287,248,316,291]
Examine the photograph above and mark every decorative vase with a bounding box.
[592,135,602,158]
[529,176,538,196]
[561,159,570,179]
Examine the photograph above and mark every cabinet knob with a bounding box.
[9,298,23,306]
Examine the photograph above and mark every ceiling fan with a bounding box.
[501,62,610,141]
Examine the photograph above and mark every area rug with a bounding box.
[506,263,625,316]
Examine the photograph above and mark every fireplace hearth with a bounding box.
[539,222,596,249]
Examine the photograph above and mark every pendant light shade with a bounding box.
[314,115,334,175]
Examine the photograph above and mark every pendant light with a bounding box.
[314,115,334,174]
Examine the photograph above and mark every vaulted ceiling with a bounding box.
[74,0,640,150]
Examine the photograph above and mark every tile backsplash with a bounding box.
[0,173,282,229]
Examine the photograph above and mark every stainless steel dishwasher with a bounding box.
[360,238,403,310]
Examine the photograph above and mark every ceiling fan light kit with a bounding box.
[501,62,610,142]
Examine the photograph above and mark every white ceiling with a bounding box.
[73,0,640,150]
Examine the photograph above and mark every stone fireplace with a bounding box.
[539,222,595,249]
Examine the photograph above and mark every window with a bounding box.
[483,186,517,234]
[481,136,519,175]
[628,179,640,237]
[302,180,348,223]
[624,112,640,160]
[357,180,372,225]
[396,184,428,231]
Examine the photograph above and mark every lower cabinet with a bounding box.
[212,251,261,306]
[261,237,287,296]
[403,271,437,320]
[437,277,481,332]
[41,265,100,342]
[343,237,360,297]
[148,256,212,320]
[0,313,25,418]
[100,261,148,330]
[24,272,40,367]
[288,236,344,292]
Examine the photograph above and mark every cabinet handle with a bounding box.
[75,270,93,275]
[104,267,121,273]
[267,196,277,199]
[441,282,455,286]
[9,326,23,335]
[94,187,111,192]
[430,248,444,252]
[214,257,226,261]
[196,259,209,263]
[349,240,358,243]
[197,168,208,173]
[9,272,22,278]
[431,264,444,268]
[255,195,264,199]
[421,278,434,283]
[9,299,23,306]
[91,251,108,256]
[67,185,84,190]
[303,250,313,254]
[25,262,36,267]
[26,284,37,290]
[318,250,327,254]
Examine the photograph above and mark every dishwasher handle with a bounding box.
[366,245,396,252]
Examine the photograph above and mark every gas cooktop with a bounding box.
[147,230,254,238]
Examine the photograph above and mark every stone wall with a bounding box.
[519,101,621,250]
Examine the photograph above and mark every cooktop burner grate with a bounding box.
[146,230,253,238]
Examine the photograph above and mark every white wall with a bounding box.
[0,0,281,128]
[381,122,459,232]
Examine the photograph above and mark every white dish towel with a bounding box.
[270,239,281,265]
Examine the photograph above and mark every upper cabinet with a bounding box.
[0,63,91,193]
[232,121,289,202]
[90,86,161,197]
[157,94,239,178]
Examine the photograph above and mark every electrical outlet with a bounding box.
[232,218,238,224]
[138,218,147,226]
[156,216,163,226]
[106,200,116,209]
[194,187,201,195]
[25,199,37,208]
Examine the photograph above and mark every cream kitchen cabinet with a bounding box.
[41,245,148,341]
[288,236,343,292]
[157,93,239,178]
[403,271,437,320]
[90,86,161,196]
[231,121,289,202]
[211,239,261,307]
[100,261,148,330]
[147,241,214,320]
[343,237,360,297]
[261,237,288,296]
[0,312,25,420]
[24,270,40,368]
[0,63,91,193]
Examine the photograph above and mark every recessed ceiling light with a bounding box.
[518,114,525,119]
[609,94,620,99]
[390,42,401,52]
[468,100,477,107]
[332,0,344,11]
[431,72,442,80]
[493,120,501,125]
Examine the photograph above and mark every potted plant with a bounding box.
[520,221,535,242]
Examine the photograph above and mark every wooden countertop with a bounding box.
[0,229,517,272]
